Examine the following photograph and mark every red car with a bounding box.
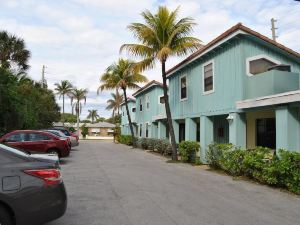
[0,130,70,157]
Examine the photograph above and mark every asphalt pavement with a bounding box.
[46,140,300,225]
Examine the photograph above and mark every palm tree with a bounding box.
[106,90,124,117]
[54,80,73,126]
[69,88,88,135]
[98,58,147,144]
[0,31,31,72]
[121,6,202,160]
[87,109,100,124]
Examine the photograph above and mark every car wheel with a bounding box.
[0,206,13,225]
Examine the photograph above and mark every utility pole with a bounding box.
[41,65,45,88]
[271,18,278,42]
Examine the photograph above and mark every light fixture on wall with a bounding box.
[226,114,234,122]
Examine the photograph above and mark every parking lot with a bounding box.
[47,140,300,225]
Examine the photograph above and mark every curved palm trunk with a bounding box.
[62,94,65,126]
[162,60,178,161]
[76,101,80,136]
[122,87,136,147]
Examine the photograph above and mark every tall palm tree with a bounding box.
[69,88,88,135]
[106,90,124,117]
[121,6,202,160]
[0,31,31,72]
[54,80,73,126]
[87,109,99,124]
[98,58,147,144]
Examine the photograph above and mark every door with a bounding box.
[26,132,51,153]
[179,123,185,143]
[256,118,276,149]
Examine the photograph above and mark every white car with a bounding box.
[45,130,78,147]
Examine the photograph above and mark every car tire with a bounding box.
[0,205,13,225]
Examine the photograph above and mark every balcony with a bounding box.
[245,70,299,100]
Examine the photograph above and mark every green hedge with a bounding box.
[118,135,133,146]
[207,143,300,194]
[179,141,200,163]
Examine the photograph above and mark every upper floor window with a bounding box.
[139,99,143,111]
[203,60,214,94]
[146,95,150,110]
[246,55,280,76]
[122,110,124,116]
[180,75,187,100]
[132,107,136,113]
[159,95,165,104]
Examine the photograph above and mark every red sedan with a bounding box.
[0,130,70,157]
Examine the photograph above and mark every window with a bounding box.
[132,107,136,113]
[159,95,165,104]
[5,133,26,142]
[122,111,124,116]
[28,133,51,141]
[246,55,280,76]
[139,124,143,137]
[146,124,149,138]
[196,122,200,142]
[139,99,143,111]
[256,118,276,149]
[203,61,214,93]
[180,75,187,100]
[146,95,150,110]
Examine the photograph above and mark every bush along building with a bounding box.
[121,23,300,162]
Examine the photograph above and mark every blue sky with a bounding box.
[1,0,299,119]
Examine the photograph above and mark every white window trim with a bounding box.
[158,94,165,105]
[246,54,281,76]
[146,95,150,111]
[180,74,188,101]
[139,123,143,137]
[139,98,143,112]
[202,59,215,95]
[146,122,151,138]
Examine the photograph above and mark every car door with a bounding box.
[26,132,50,153]
[3,132,27,150]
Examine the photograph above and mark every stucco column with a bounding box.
[151,123,158,139]
[200,116,213,163]
[185,118,197,141]
[158,121,166,139]
[229,112,246,148]
[276,106,300,153]
[172,120,179,143]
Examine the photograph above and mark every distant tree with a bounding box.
[61,113,77,123]
[81,119,91,123]
[54,80,73,126]
[121,6,201,160]
[0,31,31,72]
[98,58,147,145]
[87,109,100,124]
[69,88,88,135]
[96,117,106,122]
[106,90,123,116]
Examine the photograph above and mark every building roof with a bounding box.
[120,97,136,106]
[132,80,164,97]
[166,23,300,77]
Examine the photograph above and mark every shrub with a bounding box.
[154,139,172,155]
[179,141,200,163]
[206,143,234,169]
[221,148,246,176]
[118,135,133,146]
[146,138,156,151]
[80,124,89,138]
[140,138,148,149]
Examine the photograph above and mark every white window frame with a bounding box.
[246,54,281,76]
[139,123,143,137]
[139,98,143,112]
[146,95,150,110]
[202,59,215,95]
[146,122,151,138]
[180,74,188,101]
[158,95,165,105]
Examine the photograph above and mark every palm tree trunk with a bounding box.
[162,60,178,161]
[122,87,136,147]
[62,94,65,127]
[76,101,80,136]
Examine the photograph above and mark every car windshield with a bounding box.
[0,143,30,157]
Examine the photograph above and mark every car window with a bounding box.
[5,133,26,142]
[0,144,29,157]
[28,133,51,141]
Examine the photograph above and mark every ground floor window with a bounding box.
[256,118,276,149]
[179,123,185,143]
[196,122,200,142]
[139,124,142,137]
[146,124,150,138]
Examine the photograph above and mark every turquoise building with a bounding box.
[120,98,136,136]
[121,23,300,161]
